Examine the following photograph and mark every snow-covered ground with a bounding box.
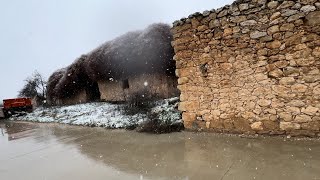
[9,97,182,130]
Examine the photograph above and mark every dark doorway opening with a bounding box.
[122,79,130,89]
[86,81,101,101]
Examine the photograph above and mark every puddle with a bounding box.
[0,121,319,180]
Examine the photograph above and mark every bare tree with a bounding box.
[19,71,47,100]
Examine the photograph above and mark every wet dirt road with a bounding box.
[0,121,319,180]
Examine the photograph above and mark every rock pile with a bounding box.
[172,0,320,136]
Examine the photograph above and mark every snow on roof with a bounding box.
[47,23,176,100]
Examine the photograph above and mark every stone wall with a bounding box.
[172,0,320,136]
[98,80,127,102]
[133,74,178,99]
[98,74,179,102]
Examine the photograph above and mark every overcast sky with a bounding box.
[0,0,233,101]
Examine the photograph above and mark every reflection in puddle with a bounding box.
[0,121,319,180]
[0,121,38,141]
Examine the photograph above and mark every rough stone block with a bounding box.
[279,112,293,122]
[182,112,196,122]
[301,106,319,116]
[251,122,264,131]
[266,40,282,49]
[301,5,316,12]
[280,122,301,131]
[306,11,320,26]
[279,77,295,85]
[295,115,312,123]
[250,31,267,39]
[179,101,199,112]
[268,1,279,9]
[257,99,272,107]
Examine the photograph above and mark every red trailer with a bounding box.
[2,98,33,118]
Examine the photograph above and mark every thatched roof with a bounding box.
[47,23,175,100]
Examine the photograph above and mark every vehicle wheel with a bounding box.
[27,106,33,113]
[3,110,11,118]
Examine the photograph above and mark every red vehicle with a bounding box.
[2,98,33,118]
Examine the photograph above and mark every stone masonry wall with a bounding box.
[98,74,179,102]
[172,0,320,136]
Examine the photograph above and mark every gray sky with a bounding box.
[0,0,233,101]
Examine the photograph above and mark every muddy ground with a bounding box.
[0,121,319,180]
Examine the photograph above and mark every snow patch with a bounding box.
[10,98,182,130]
